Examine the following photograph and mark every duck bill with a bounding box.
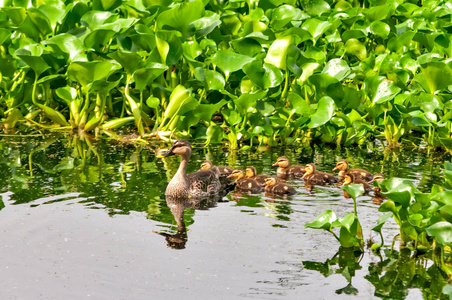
[226,174,235,179]
[332,166,338,171]
[272,162,279,167]
[261,183,267,187]
[157,148,175,158]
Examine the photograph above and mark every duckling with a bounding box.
[332,159,373,182]
[303,163,339,186]
[157,140,221,198]
[227,169,263,193]
[245,166,273,185]
[372,174,385,199]
[199,160,233,177]
[262,177,296,196]
[342,173,373,198]
[272,156,306,178]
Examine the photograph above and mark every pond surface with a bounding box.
[0,134,450,299]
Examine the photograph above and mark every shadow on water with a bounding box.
[0,133,451,298]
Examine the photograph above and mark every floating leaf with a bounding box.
[212,50,255,77]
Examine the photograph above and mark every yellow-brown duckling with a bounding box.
[372,174,385,199]
[332,159,373,182]
[199,160,233,177]
[342,173,373,198]
[262,177,296,196]
[303,163,339,186]
[245,166,273,185]
[272,156,306,178]
[227,169,263,194]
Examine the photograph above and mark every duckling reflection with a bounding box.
[155,195,218,250]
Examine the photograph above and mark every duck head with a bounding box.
[303,163,316,178]
[343,173,355,185]
[227,169,245,180]
[262,177,277,187]
[157,139,192,158]
[200,160,213,170]
[272,156,289,168]
[373,174,385,183]
[245,166,257,178]
[333,159,348,171]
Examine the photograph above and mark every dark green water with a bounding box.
[0,134,449,299]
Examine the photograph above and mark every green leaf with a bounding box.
[92,0,123,11]
[67,61,121,90]
[212,50,255,77]
[243,60,283,89]
[341,184,365,200]
[109,49,142,75]
[420,62,452,94]
[307,96,336,128]
[426,221,452,246]
[300,0,330,15]
[43,33,85,62]
[161,85,197,129]
[372,213,393,233]
[194,68,225,91]
[305,210,337,231]
[344,39,367,60]
[322,59,350,81]
[15,45,49,77]
[194,100,228,122]
[156,0,205,40]
[155,30,183,66]
[134,62,168,92]
[364,76,401,104]
[370,21,390,39]
[264,35,293,70]
[233,91,267,114]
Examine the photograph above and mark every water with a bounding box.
[0,134,449,299]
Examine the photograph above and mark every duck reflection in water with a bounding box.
[155,195,219,250]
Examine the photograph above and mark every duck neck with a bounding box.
[174,153,190,183]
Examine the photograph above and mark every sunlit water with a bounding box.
[0,134,449,299]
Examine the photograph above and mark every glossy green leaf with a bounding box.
[370,21,390,39]
[156,0,205,39]
[300,0,330,15]
[109,50,142,75]
[322,59,350,81]
[92,0,123,11]
[133,63,168,92]
[19,8,52,40]
[307,96,336,128]
[212,50,255,77]
[194,68,225,91]
[233,91,267,113]
[243,61,283,89]
[344,39,367,60]
[264,35,293,70]
[426,222,452,246]
[372,213,393,233]
[364,76,401,104]
[305,210,337,231]
[420,62,452,94]
[191,11,221,36]
[161,85,197,128]
[155,30,183,66]
[43,34,85,62]
[67,61,121,90]
[15,45,49,76]
[194,100,228,122]
[341,184,365,200]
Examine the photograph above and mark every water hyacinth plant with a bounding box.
[0,0,452,150]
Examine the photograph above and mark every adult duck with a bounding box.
[157,140,221,198]
[245,166,273,185]
[227,169,262,193]
[262,177,296,196]
[272,156,306,178]
[332,159,373,182]
[303,163,338,186]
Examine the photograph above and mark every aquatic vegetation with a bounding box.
[1,0,452,150]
